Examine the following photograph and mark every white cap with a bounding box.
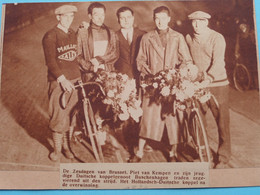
[55,5,78,15]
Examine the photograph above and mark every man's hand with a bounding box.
[79,21,90,29]
[60,79,75,93]
[199,78,211,89]
[141,64,151,75]
[90,58,100,72]
[235,52,240,60]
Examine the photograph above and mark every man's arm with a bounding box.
[42,31,74,92]
[42,32,63,78]
[207,33,226,82]
[77,28,92,71]
[94,30,119,68]
[136,35,151,76]
[178,34,193,66]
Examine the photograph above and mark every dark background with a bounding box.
[0,0,260,170]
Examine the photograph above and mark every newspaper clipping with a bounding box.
[0,0,260,189]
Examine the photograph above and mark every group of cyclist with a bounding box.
[42,2,233,168]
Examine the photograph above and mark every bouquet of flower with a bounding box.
[95,70,143,123]
[141,64,211,111]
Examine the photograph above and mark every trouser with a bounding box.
[200,85,231,163]
[48,78,79,133]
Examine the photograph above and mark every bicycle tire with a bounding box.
[233,63,251,92]
[181,115,192,145]
[82,100,102,163]
[87,100,104,163]
[189,111,212,167]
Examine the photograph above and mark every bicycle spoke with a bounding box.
[83,100,101,163]
[233,64,251,91]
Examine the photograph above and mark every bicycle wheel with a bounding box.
[233,63,251,92]
[87,99,104,163]
[189,111,212,166]
[82,99,104,163]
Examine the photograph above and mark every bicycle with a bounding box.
[233,62,251,92]
[61,80,106,163]
[178,94,219,168]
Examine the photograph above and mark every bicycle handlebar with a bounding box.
[75,80,106,97]
[60,80,106,109]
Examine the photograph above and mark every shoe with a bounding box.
[169,156,178,162]
[62,149,75,159]
[128,155,141,163]
[144,145,153,153]
[215,161,229,169]
[49,152,61,162]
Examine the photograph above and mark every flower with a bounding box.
[121,74,128,82]
[107,90,115,98]
[95,116,104,130]
[140,66,211,112]
[187,64,199,80]
[96,131,106,145]
[128,106,143,122]
[176,90,187,102]
[103,98,113,105]
[171,86,177,95]
[180,67,188,78]
[95,70,143,124]
[161,86,170,96]
[153,82,158,88]
[120,102,128,112]
[118,112,130,121]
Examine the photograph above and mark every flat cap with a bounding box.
[55,5,78,15]
[188,11,211,20]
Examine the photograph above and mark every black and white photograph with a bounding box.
[0,0,260,189]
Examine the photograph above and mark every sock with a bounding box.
[69,126,74,140]
[169,151,175,157]
[136,150,143,158]
[52,132,63,154]
[62,131,74,159]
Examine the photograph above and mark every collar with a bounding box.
[57,23,69,34]
[193,27,211,40]
[121,27,133,34]
[156,27,169,35]
[90,21,105,30]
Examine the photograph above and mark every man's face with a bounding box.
[89,8,105,26]
[239,23,248,33]
[58,12,74,29]
[154,12,170,31]
[192,19,208,35]
[118,10,134,29]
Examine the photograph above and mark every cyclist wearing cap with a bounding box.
[186,11,231,168]
[42,4,80,162]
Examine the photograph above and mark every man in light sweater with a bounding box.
[186,11,231,168]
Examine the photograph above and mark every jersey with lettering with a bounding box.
[42,26,81,81]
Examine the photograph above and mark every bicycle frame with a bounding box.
[61,80,105,163]
[180,96,215,168]
[77,80,104,163]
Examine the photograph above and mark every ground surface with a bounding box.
[0,2,260,171]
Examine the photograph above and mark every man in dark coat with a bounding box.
[115,7,146,157]
[115,7,145,80]
[77,2,119,81]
